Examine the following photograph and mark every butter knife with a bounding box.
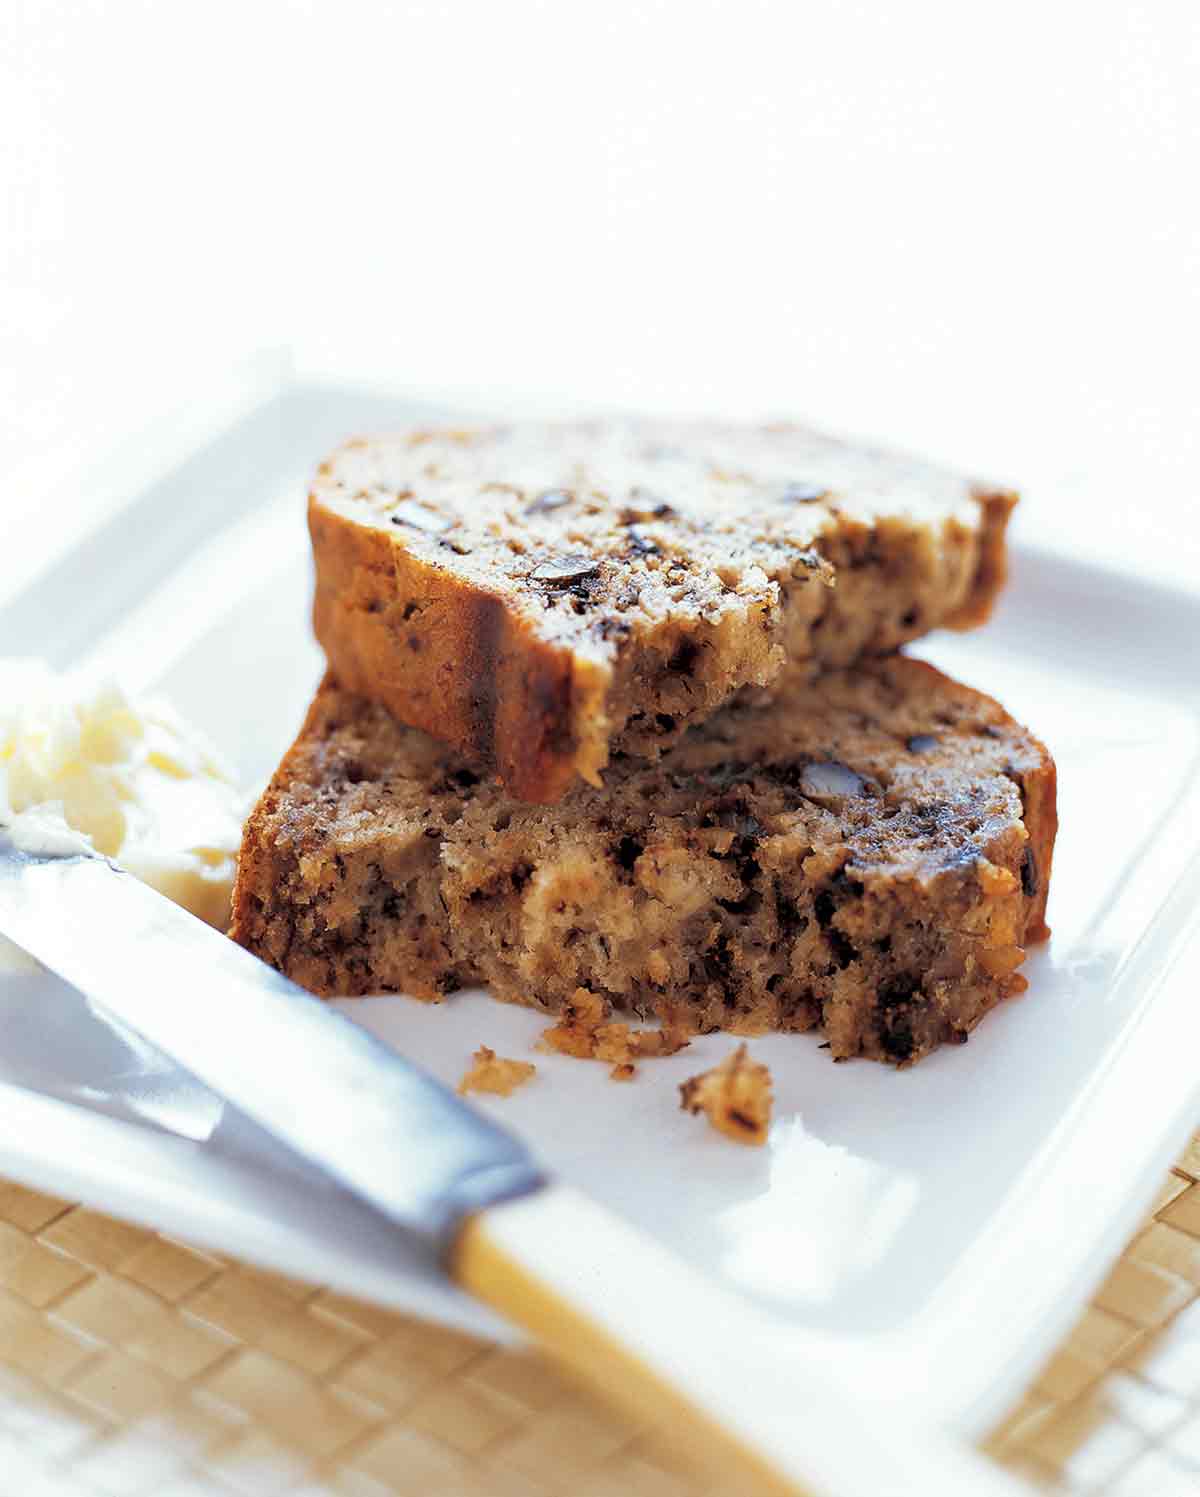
[0,837,1022,1497]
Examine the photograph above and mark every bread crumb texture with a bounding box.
[230,656,1056,1067]
[456,1046,536,1098]
[680,1044,773,1145]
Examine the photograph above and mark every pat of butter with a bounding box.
[0,660,246,973]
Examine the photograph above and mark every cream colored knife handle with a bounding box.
[453,1184,1024,1497]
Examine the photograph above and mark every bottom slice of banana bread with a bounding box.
[230,658,1056,1065]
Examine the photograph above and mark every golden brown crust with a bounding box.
[310,500,588,802]
[308,423,1017,802]
[1012,718,1058,943]
[944,488,1019,630]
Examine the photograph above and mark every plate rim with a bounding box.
[2,372,1199,1439]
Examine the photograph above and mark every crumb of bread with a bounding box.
[679,1044,773,1145]
[609,1063,637,1082]
[537,987,692,1067]
[457,1046,536,1098]
[596,1022,691,1062]
[535,988,609,1058]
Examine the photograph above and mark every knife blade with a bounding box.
[0,836,544,1252]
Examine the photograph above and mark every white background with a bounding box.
[2,0,1197,584]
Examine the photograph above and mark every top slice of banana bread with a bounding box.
[310,419,1016,802]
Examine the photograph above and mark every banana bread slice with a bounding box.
[230,659,1055,1065]
[310,420,1016,801]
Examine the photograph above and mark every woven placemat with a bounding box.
[1,1136,1198,1495]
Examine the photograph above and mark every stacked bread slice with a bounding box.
[231,420,1056,1065]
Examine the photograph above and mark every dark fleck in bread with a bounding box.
[309,421,1016,802]
[230,658,1055,1066]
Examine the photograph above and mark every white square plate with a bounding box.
[2,380,1198,1438]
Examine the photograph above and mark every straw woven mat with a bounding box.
[0,1132,1198,1496]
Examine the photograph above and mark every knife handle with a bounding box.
[452,1184,1023,1497]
